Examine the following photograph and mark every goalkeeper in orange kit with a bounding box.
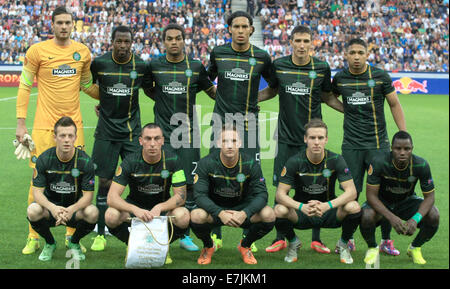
[16,6,99,255]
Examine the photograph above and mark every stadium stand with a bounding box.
[257,0,449,72]
[0,0,448,72]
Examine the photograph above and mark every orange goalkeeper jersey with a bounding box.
[16,39,92,130]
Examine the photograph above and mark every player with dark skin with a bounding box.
[360,131,439,265]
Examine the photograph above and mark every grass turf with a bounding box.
[0,87,448,269]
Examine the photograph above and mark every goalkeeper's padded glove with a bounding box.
[13,138,31,160]
[23,134,35,151]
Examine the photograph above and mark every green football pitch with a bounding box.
[0,86,448,269]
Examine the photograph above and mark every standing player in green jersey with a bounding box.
[89,26,153,251]
[105,123,190,264]
[274,119,361,265]
[361,131,439,265]
[27,117,98,262]
[207,10,277,251]
[258,25,344,254]
[190,124,275,265]
[146,23,216,252]
[331,38,407,254]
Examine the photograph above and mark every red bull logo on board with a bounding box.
[392,77,428,94]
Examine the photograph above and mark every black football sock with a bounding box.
[71,219,96,244]
[190,222,213,248]
[28,218,55,245]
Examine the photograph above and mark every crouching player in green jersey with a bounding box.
[27,116,98,262]
[360,131,439,265]
[104,123,190,264]
[274,119,361,264]
[190,124,275,265]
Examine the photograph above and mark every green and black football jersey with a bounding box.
[367,151,435,204]
[150,55,214,146]
[194,151,268,218]
[273,55,332,145]
[208,43,276,129]
[112,148,186,210]
[331,65,395,150]
[91,52,152,141]
[32,147,95,207]
[279,149,352,203]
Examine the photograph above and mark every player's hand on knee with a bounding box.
[389,216,406,235]
[134,208,154,222]
[230,211,247,227]
[403,219,418,236]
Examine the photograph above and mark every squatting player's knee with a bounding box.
[27,203,44,221]
[83,205,99,223]
[360,207,377,227]
[172,207,190,228]
[259,206,276,222]
[105,208,122,228]
[424,206,440,226]
[190,208,209,224]
[344,201,361,215]
[274,204,289,218]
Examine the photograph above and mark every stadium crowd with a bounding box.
[257,0,449,72]
[0,0,448,72]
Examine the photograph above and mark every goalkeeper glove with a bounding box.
[13,135,33,160]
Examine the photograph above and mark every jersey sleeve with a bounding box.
[207,48,218,81]
[142,61,154,88]
[321,63,332,93]
[112,158,131,187]
[32,154,47,188]
[381,70,395,95]
[193,158,223,218]
[80,155,95,192]
[242,162,268,217]
[197,62,215,92]
[171,156,187,187]
[417,160,435,194]
[90,58,98,84]
[331,72,341,96]
[261,52,277,88]
[366,158,382,186]
[278,155,298,186]
[335,154,353,183]
[16,45,40,119]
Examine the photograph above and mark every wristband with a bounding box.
[328,201,333,209]
[411,212,423,224]
[298,203,303,211]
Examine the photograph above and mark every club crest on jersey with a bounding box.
[160,169,170,179]
[163,81,187,94]
[71,168,80,178]
[52,64,76,77]
[236,173,246,183]
[347,91,371,105]
[130,70,138,79]
[286,82,310,95]
[107,83,132,96]
[73,52,81,61]
[225,68,250,81]
[367,79,376,87]
[185,69,193,77]
[407,176,417,183]
[308,71,317,79]
[248,57,257,66]
[322,169,331,178]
